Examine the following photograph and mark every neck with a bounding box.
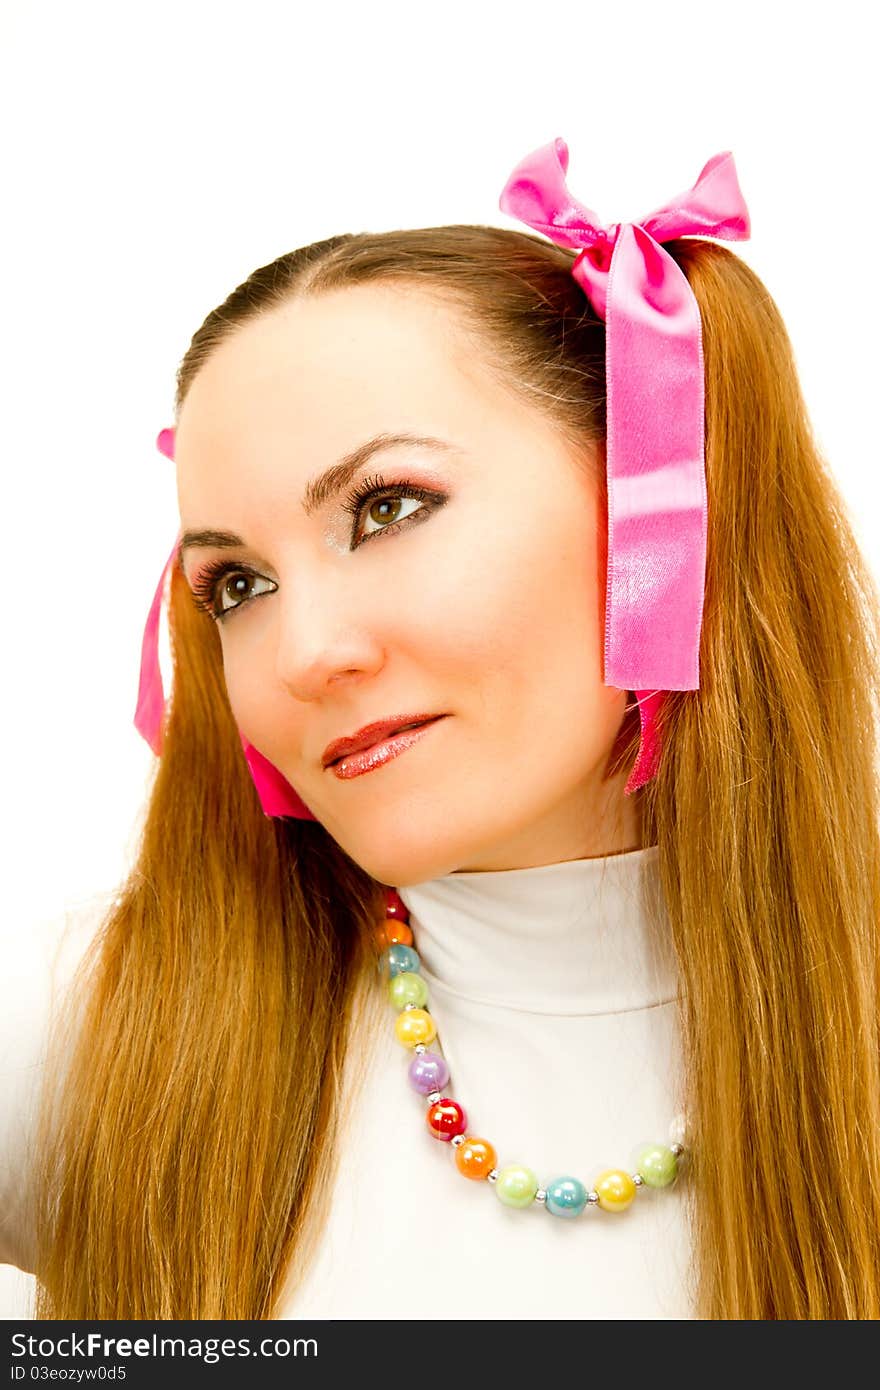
[396,844,677,1016]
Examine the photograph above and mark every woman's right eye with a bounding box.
[190,563,277,623]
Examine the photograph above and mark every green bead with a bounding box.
[632,1141,678,1188]
[494,1164,539,1208]
[388,972,429,1011]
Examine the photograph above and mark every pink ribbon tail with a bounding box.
[239,734,318,820]
[134,532,180,756]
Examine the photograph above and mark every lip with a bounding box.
[322,714,447,770]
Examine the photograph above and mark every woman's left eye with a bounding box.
[188,473,447,623]
[340,472,444,546]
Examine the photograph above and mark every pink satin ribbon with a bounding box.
[136,139,751,814]
[498,138,750,791]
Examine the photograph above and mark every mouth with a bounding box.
[326,715,447,779]
[322,713,447,769]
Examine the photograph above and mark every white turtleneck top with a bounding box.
[0,845,696,1319]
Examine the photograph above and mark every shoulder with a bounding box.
[0,891,111,1273]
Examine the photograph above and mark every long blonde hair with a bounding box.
[33,226,880,1317]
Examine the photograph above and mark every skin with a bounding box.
[175,284,644,888]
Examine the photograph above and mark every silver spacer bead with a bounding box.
[670,1142,685,1157]
[487,1169,498,1184]
[403,1002,419,1011]
[414,1043,427,1055]
[450,1134,465,1148]
[632,1172,645,1187]
[426,1089,442,1105]
[535,1188,547,1204]
[586,1190,600,1206]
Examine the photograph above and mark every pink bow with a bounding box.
[134,427,316,819]
[499,138,750,792]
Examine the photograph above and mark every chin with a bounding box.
[328,796,504,887]
[344,841,462,891]
[371,859,453,890]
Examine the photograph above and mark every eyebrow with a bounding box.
[178,431,458,561]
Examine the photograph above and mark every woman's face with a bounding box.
[176,284,640,885]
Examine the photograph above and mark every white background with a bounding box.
[2,0,877,1318]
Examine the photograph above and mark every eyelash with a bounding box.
[189,472,445,623]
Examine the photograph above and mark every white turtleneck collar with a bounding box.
[396,844,677,1016]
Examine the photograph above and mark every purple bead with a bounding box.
[407,1051,450,1095]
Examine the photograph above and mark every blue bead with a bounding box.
[545,1176,588,1218]
[380,943,420,978]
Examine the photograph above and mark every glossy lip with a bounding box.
[322,713,447,770]
[329,717,447,779]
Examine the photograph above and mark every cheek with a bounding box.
[420,502,621,797]
[218,633,283,743]
[420,495,606,697]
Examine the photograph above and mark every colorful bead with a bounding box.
[394,1008,436,1048]
[407,1051,450,1095]
[380,943,420,978]
[384,891,409,921]
[632,1141,678,1188]
[374,921,414,951]
[426,1098,467,1141]
[494,1164,539,1208]
[388,973,428,1010]
[545,1176,588,1219]
[454,1137,497,1180]
[593,1169,637,1212]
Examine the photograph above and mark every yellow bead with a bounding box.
[393,1008,437,1048]
[594,1168,637,1212]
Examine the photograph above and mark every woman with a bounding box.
[5,143,880,1320]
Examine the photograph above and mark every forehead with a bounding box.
[175,285,506,502]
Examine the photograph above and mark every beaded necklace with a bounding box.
[376,886,688,1219]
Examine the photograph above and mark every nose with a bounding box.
[270,568,386,702]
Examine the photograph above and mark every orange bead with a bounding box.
[454,1136,497,1180]
[374,920,414,951]
[386,922,413,947]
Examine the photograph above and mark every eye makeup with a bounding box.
[188,470,449,623]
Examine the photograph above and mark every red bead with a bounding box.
[426,1098,467,1141]
[385,892,409,922]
